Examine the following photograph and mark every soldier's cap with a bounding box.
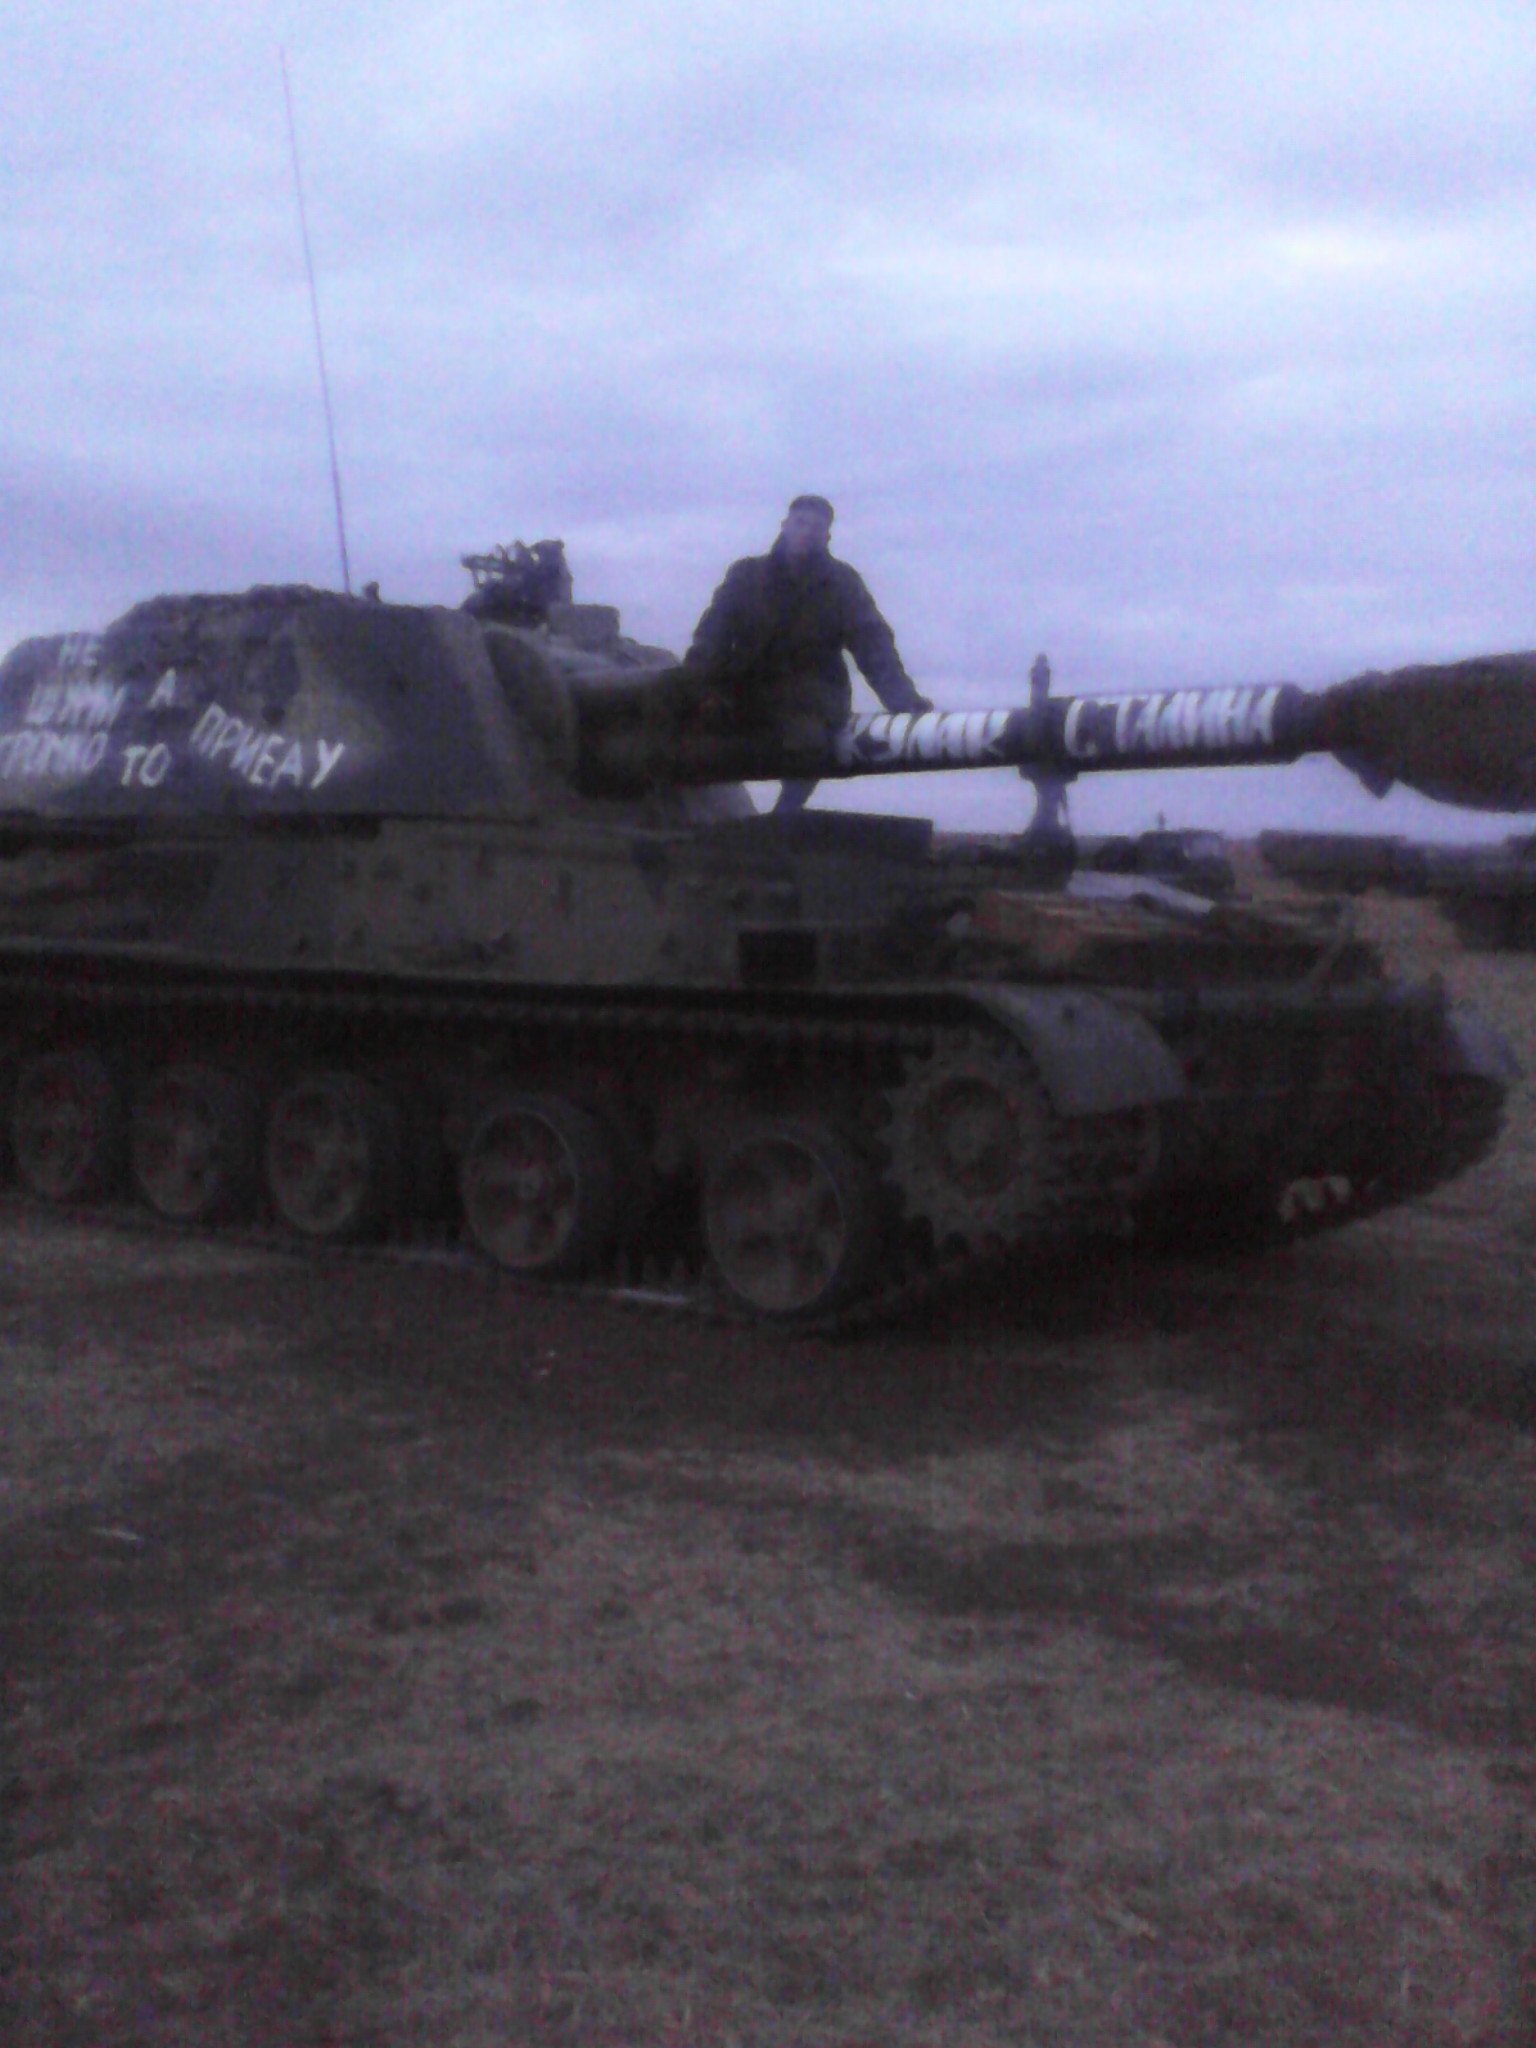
[787,494,834,521]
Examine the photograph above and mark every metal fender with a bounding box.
[960,984,1187,1117]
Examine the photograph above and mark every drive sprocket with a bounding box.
[881,1032,1065,1250]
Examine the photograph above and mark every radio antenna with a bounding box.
[280,49,352,594]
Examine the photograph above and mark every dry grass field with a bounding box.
[3,881,1533,2047]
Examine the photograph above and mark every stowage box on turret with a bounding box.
[0,576,1518,1324]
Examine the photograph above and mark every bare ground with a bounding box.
[3,890,1534,2048]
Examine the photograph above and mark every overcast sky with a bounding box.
[4,0,1532,838]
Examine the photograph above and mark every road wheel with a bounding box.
[458,1092,619,1278]
[129,1062,260,1225]
[264,1070,402,1241]
[9,1049,125,1202]
[882,1034,1059,1249]
[702,1118,882,1321]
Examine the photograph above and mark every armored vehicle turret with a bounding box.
[0,571,1527,1323]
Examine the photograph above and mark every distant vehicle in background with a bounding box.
[1085,827,1238,901]
[1424,832,1536,950]
[1257,827,1536,950]
[1258,831,1429,898]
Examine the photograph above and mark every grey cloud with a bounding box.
[3,1,1530,845]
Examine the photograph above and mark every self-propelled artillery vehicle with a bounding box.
[0,569,1529,1324]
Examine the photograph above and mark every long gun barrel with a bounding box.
[3,591,1531,822]
[578,651,1536,814]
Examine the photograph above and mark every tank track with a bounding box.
[0,959,1505,1332]
[0,958,1117,1333]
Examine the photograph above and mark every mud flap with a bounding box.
[960,984,1186,1116]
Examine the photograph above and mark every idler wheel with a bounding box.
[130,1062,260,1225]
[264,1070,403,1242]
[883,1034,1057,1249]
[458,1092,619,1278]
[10,1049,124,1202]
[702,1118,881,1321]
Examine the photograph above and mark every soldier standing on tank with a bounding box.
[682,495,933,813]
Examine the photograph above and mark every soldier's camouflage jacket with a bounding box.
[685,540,925,729]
